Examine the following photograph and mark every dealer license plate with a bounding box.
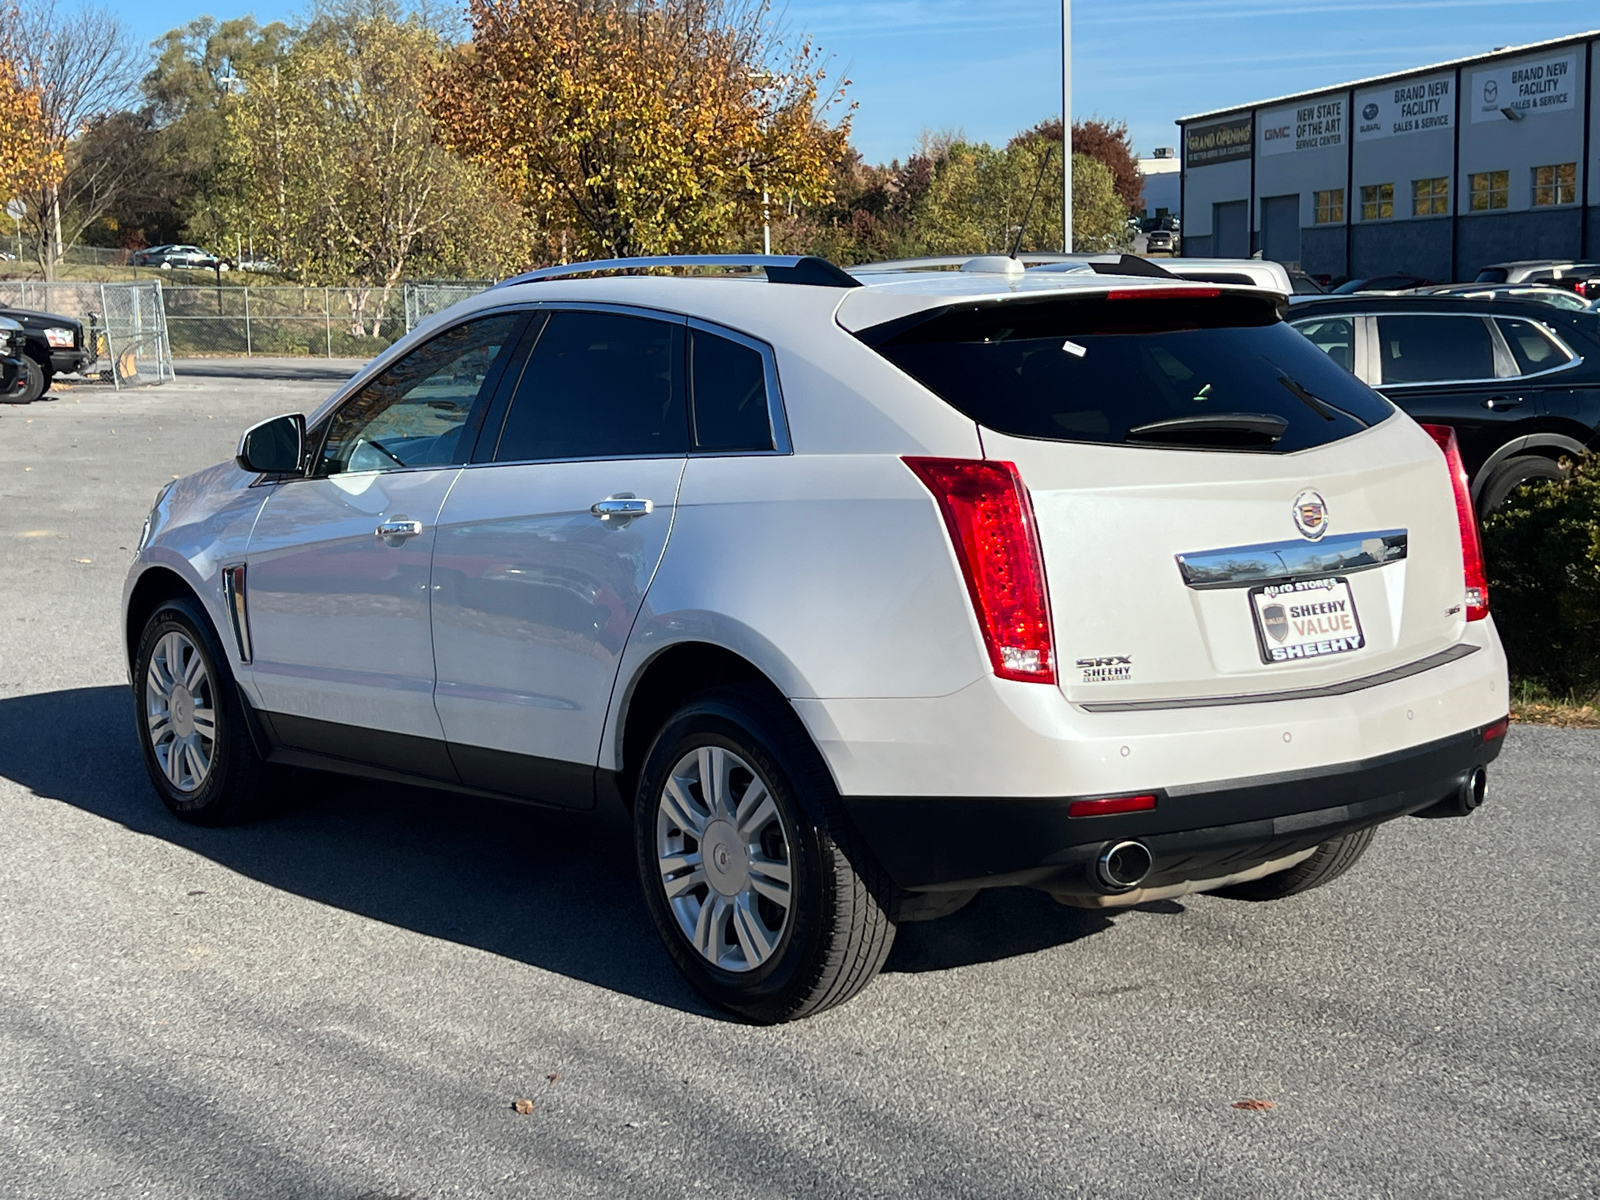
[1250,577,1365,665]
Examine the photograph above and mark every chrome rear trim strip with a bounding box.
[1077,643,1478,713]
[1176,529,1407,589]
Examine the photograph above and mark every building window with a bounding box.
[1470,171,1509,211]
[1412,177,1449,217]
[1314,189,1345,224]
[1532,163,1577,207]
[1360,183,1393,221]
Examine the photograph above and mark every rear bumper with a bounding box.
[842,721,1507,893]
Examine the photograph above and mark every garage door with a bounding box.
[1213,200,1248,258]
[1261,194,1301,266]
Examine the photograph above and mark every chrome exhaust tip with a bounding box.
[1460,766,1488,812]
[1096,840,1154,891]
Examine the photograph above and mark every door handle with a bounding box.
[1483,395,1524,411]
[590,497,654,520]
[376,518,423,543]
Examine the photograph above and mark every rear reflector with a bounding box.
[1420,424,1489,621]
[1106,286,1221,301]
[1068,793,1158,818]
[1481,716,1509,742]
[903,457,1056,683]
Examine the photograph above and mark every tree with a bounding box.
[123,16,294,249]
[212,11,529,332]
[434,0,850,259]
[0,0,144,277]
[0,10,61,210]
[1019,115,1143,216]
[878,132,1127,257]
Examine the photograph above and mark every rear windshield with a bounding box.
[859,293,1394,453]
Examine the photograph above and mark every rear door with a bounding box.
[862,290,1467,705]
[1366,312,1533,478]
[429,306,688,806]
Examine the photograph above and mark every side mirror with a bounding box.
[236,413,306,475]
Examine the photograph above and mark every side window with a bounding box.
[319,313,521,475]
[493,310,687,462]
[690,327,776,452]
[1497,318,1575,376]
[1376,315,1495,386]
[1291,316,1356,374]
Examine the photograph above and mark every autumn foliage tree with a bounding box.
[434,0,851,259]
[0,44,59,209]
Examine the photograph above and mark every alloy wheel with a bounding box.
[655,745,793,972]
[145,630,216,793]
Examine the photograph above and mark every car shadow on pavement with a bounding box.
[0,686,1122,1014]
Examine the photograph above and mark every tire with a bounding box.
[12,356,44,403]
[1213,826,1377,901]
[1477,455,1566,518]
[634,684,896,1023]
[133,598,281,826]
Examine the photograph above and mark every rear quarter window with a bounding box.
[859,293,1393,453]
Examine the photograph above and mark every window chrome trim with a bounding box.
[1078,643,1477,713]
[1360,309,1585,388]
[686,316,793,456]
[1175,529,1407,589]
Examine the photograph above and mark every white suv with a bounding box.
[124,254,1509,1022]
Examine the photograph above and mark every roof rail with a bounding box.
[496,254,861,289]
[848,252,1084,274]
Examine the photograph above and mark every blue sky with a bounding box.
[108,0,1598,164]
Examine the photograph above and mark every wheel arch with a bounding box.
[124,566,207,677]
[609,641,803,813]
[1470,431,1593,503]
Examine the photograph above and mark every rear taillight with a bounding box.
[903,457,1056,683]
[1420,424,1489,621]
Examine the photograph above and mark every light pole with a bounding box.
[1062,0,1072,252]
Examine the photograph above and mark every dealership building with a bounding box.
[1177,31,1598,280]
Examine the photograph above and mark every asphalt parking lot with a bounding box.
[1,363,1597,1199]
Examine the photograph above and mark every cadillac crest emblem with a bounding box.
[1292,489,1329,541]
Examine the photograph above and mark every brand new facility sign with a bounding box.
[1355,74,1453,141]
[1471,54,1576,122]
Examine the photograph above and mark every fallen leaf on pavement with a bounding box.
[512,1099,534,1115]
[546,1073,560,1085]
[1232,1099,1277,1111]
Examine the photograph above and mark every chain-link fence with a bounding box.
[404,282,493,332]
[0,280,173,387]
[163,282,492,357]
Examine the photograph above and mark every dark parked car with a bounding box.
[128,244,225,270]
[0,302,90,402]
[1331,273,1436,294]
[1290,293,1600,515]
[0,316,30,402]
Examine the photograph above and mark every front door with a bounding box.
[430,308,689,806]
[243,312,524,776]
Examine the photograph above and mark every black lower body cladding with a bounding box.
[841,723,1507,896]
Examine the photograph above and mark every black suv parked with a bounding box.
[0,303,91,402]
[0,317,30,401]
[1289,293,1600,516]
